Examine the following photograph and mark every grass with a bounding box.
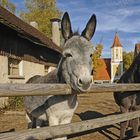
[7,97,24,111]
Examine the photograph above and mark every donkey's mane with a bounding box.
[62,31,80,44]
[73,31,80,36]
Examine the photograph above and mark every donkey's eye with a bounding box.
[63,52,72,58]
[66,53,72,57]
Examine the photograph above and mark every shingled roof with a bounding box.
[111,32,122,48]
[94,58,111,81]
[0,6,62,54]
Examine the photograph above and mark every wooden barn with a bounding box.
[0,6,62,107]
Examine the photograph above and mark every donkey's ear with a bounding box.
[81,14,96,41]
[61,12,73,40]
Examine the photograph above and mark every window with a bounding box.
[44,65,49,75]
[116,48,118,59]
[8,58,23,78]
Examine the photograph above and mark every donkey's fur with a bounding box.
[114,53,140,140]
[24,12,96,140]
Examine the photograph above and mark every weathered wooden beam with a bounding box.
[0,83,139,97]
[1,110,140,140]
[0,84,72,97]
[89,83,140,93]
[130,137,140,140]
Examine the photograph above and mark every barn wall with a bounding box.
[7,60,45,83]
[0,55,8,83]
[0,55,46,108]
[23,60,45,83]
[0,17,61,108]
[7,61,45,83]
[0,56,9,108]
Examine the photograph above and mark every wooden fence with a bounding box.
[0,83,140,140]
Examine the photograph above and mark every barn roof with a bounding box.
[94,58,111,81]
[0,6,62,54]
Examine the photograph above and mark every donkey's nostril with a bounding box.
[78,78,83,86]
[78,77,92,87]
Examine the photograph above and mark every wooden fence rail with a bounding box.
[0,83,139,97]
[1,110,140,140]
[1,83,140,139]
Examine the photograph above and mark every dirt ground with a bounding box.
[0,92,138,140]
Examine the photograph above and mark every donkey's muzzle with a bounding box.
[77,76,92,92]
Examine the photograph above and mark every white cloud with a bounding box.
[57,0,140,33]
[96,6,140,32]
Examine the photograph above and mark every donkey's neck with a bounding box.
[57,58,67,83]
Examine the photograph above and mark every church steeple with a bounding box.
[111,32,122,48]
[111,32,123,61]
[111,32,123,82]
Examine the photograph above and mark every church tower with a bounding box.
[111,32,123,82]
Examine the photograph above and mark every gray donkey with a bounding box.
[24,12,96,140]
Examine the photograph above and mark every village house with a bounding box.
[0,6,62,107]
[94,33,140,84]
[94,32,123,83]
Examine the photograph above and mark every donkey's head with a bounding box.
[57,12,96,92]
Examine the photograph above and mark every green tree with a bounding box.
[92,44,103,76]
[21,0,61,38]
[0,0,16,13]
[123,51,134,71]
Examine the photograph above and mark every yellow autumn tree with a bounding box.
[123,51,134,71]
[0,0,16,13]
[92,44,103,77]
[20,0,61,38]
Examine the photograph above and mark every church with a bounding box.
[94,32,123,83]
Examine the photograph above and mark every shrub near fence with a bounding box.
[0,83,140,140]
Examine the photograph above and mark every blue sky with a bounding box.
[10,0,140,58]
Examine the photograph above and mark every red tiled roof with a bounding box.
[111,32,122,48]
[94,58,111,80]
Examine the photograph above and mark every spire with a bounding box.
[111,32,122,48]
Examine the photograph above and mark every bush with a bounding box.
[8,97,24,110]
